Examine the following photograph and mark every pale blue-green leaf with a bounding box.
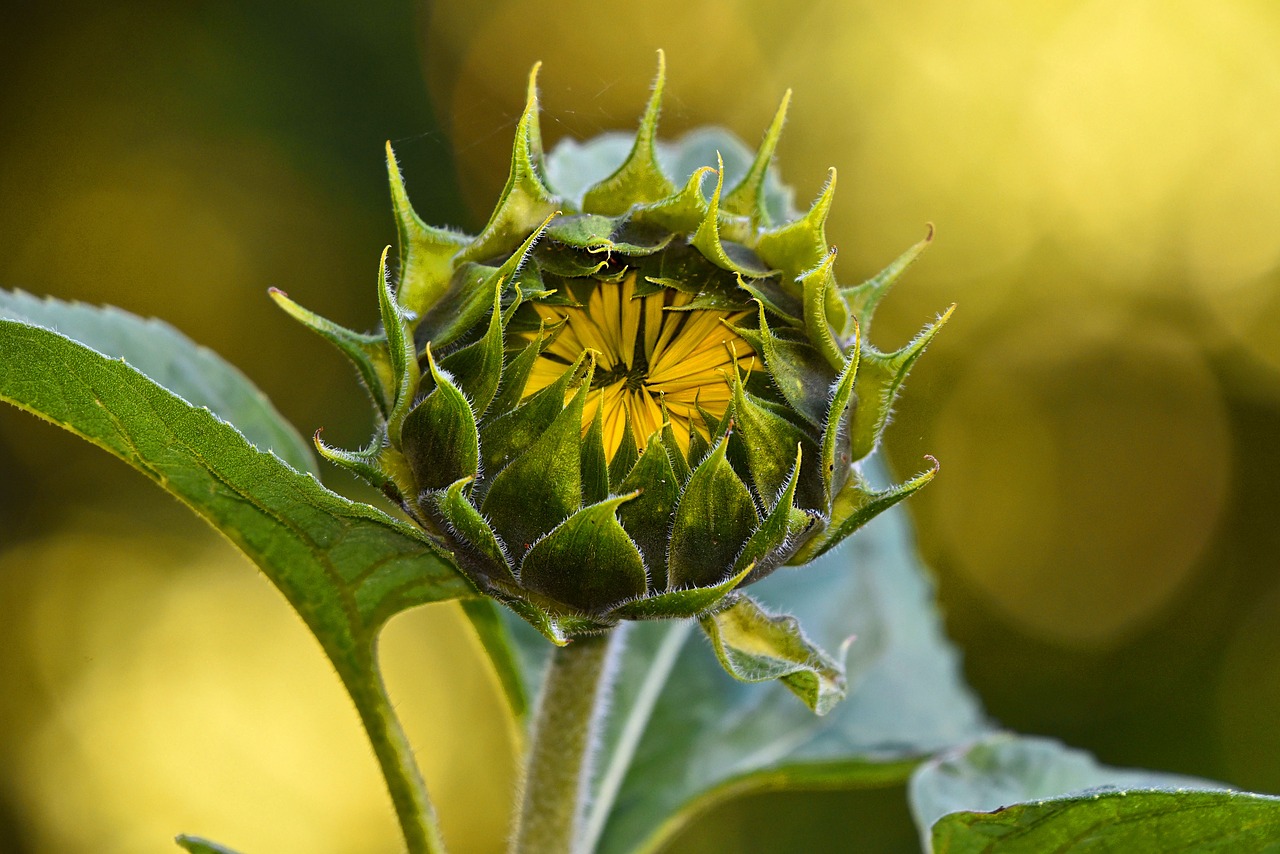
[910,732,1227,852]
[0,289,317,475]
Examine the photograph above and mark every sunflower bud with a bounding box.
[275,55,947,699]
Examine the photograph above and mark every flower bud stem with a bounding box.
[510,626,627,854]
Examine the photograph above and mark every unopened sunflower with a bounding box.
[273,54,947,708]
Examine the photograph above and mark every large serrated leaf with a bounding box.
[0,316,474,851]
[0,289,317,475]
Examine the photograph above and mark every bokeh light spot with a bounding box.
[933,312,1230,649]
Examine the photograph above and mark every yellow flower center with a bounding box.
[522,273,756,461]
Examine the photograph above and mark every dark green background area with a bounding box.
[3,1,1280,852]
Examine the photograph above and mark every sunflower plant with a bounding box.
[5,52,1272,854]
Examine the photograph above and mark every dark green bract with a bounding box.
[277,55,947,708]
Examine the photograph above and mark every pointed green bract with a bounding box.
[610,562,753,620]
[488,322,548,419]
[723,90,791,226]
[700,594,846,715]
[480,350,583,478]
[692,154,777,279]
[735,445,811,575]
[376,246,420,447]
[581,402,609,506]
[800,249,845,369]
[421,212,555,349]
[315,432,398,494]
[607,407,641,484]
[434,478,515,584]
[617,432,682,589]
[744,301,837,426]
[439,282,505,417]
[461,64,559,265]
[667,435,759,590]
[791,458,939,564]
[731,371,816,506]
[401,346,480,492]
[631,165,714,235]
[482,368,591,555]
[754,168,836,284]
[822,326,860,505]
[386,141,469,319]
[660,417,693,485]
[269,288,395,417]
[849,306,953,462]
[582,51,676,214]
[521,493,648,613]
[842,225,933,333]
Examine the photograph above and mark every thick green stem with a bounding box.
[342,646,447,854]
[510,628,624,854]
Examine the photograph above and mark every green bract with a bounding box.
[276,55,947,676]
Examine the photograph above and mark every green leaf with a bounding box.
[701,593,847,715]
[667,433,759,589]
[0,317,474,851]
[0,316,475,633]
[0,289,317,475]
[932,790,1280,854]
[910,733,1228,851]
[520,493,648,613]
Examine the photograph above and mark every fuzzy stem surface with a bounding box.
[510,627,624,854]
[342,644,447,854]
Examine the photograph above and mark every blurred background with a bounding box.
[2,0,1279,851]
